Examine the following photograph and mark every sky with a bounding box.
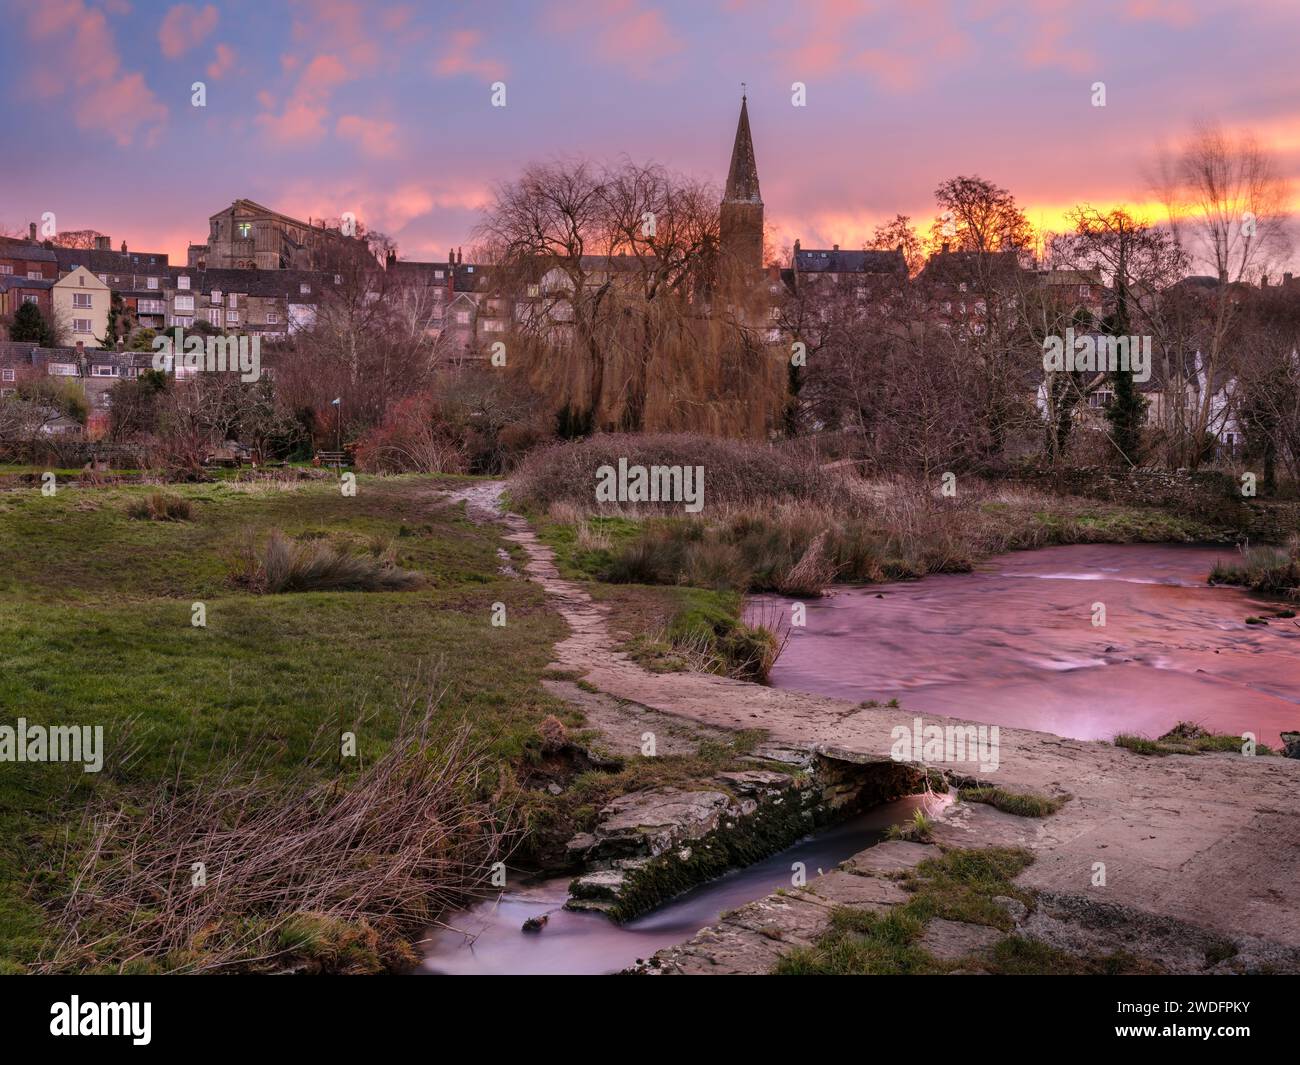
[3,0,1299,269]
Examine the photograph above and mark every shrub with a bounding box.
[229,529,423,593]
[39,695,516,973]
[510,432,843,513]
[1209,539,1300,596]
[666,598,780,681]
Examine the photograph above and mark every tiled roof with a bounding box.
[0,244,58,263]
[0,276,54,290]
[52,247,170,272]
[795,248,906,275]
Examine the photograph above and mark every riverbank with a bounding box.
[487,481,1300,973]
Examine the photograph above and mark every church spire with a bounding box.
[724,94,762,205]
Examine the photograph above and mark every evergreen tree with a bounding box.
[1105,270,1146,466]
[9,302,55,346]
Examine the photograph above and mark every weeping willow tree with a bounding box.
[477,158,788,438]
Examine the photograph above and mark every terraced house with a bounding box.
[52,267,109,347]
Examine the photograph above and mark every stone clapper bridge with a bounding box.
[442,482,1300,974]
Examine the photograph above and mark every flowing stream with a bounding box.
[756,543,1300,747]
[419,793,940,975]
[422,542,1299,975]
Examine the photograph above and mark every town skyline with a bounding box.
[4,1,1300,269]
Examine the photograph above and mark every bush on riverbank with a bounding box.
[591,481,1219,596]
[627,592,783,681]
[1209,539,1300,597]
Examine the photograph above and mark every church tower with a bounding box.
[720,93,764,274]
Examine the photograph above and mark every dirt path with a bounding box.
[441,481,1300,969]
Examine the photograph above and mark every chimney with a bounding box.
[832,244,839,252]
[941,241,950,255]
[121,241,128,254]
[1285,272,1294,285]
[1262,274,1269,288]
[28,222,36,241]
[116,338,125,351]
[457,247,463,264]
[448,249,453,265]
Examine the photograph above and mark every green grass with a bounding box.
[958,786,1069,817]
[1114,721,1277,757]
[0,476,573,971]
[775,846,1035,975]
[1210,545,1300,597]
[775,846,1161,975]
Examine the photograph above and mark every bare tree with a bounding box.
[53,229,109,250]
[868,214,926,277]
[1150,126,1295,466]
[931,176,1034,255]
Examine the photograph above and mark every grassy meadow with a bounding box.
[0,473,574,972]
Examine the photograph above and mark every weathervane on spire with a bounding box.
[741,81,747,101]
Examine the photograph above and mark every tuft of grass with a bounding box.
[125,491,193,522]
[886,808,934,841]
[1115,721,1276,757]
[229,528,424,593]
[958,785,1068,818]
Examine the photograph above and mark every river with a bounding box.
[759,542,1300,747]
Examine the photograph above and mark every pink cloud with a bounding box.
[289,0,380,67]
[337,114,400,158]
[1124,0,1200,26]
[23,0,166,146]
[207,42,236,79]
[159,3,219,59]
[545,1,683,78]
[255,53,351,144]
[435,29,507,80]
